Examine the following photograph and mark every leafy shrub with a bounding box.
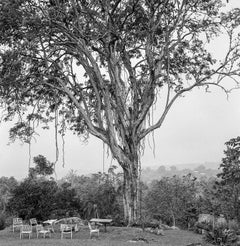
[228,220,240,234]
[203,227,237,245]
[0,215,6,230]
[7,179,59,220]
[4,216,14,227]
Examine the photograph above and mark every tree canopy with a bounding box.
[145,174,198,227]
[29,155,55,177]
[1,0,240,154]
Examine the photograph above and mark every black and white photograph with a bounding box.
[0,0,240,245]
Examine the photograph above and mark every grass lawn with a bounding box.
[0,225,212,246]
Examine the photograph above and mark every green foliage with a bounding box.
[144,174,198,227]
[79,174,122,220]
[60,170,123,222]
[0,177,18,214]
[203,227,237,246]
[1,0,236,138]
[7,178,58,220]
[216,137,240,221]
[6,169,123,222]
[218,137,240,184]
[53,182,81,217]
[228,220,240,233]
[196,177,222,216]
[29,155,54,177]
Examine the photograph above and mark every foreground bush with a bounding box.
[203,227,237,245]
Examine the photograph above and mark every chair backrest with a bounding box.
[21,225,32,232]
[30,218,37,226]
[36,224,44,232]
[60,224,72,232]
[13,218,23,225]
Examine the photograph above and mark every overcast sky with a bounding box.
[1,1,240,180]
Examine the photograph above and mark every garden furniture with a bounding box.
[36,224,51,238]
[20,225,32,239]
[43,219,57,232]
[60,224,73,239]
[12,218,23,232]
[88,222,99,238]
[90,218,112,232]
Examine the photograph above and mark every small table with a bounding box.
[90,218,112,232]
[43,219,57,233]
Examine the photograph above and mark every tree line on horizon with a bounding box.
[141,164,219,183]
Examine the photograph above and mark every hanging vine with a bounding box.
[60,113,66,168]
[54,105,59,167]
[102,142,105,173]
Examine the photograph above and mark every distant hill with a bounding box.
[141,162,220,183]
[170,162,220,170]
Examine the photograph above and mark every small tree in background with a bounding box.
[29,155,54,179]
[7,178,58,220]
[54,182,82,218]
[144,174,198,227]
[60,170,123,221]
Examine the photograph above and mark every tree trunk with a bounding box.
[171,209,176,227]
[122,162,140,226]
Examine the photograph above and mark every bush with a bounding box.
[228,220,240,233]
[4,215,14,227]
[0,215,6,230]
[203,226,238,245]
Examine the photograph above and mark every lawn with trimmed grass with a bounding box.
[0,225,212,246]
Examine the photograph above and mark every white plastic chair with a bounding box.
[12,218,23,232]
[88,222,99,238]
[30,218,37,226]
[29,218,38,231]
[36,224,51,238]
[20,225,32,239]
[60,224,73,239]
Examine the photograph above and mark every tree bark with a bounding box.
[122,161,140,226]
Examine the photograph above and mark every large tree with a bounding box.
[0,0,240,224]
